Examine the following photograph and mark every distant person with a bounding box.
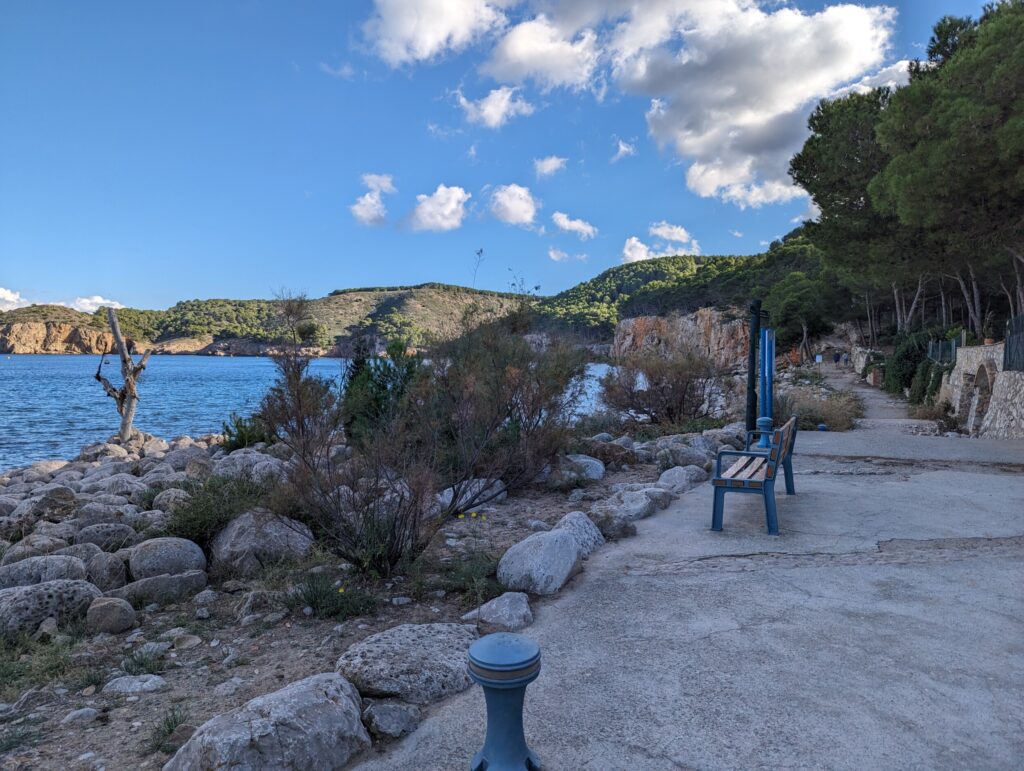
[833,351,841,368]
[843,352,850,368]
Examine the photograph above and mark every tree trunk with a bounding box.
[95,307,152,442]
[892,283,903,332]
[952,266,983,337]
[939,279,948,327]
[905,276,925,331]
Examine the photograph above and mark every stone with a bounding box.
[61,707,100,725]
[165,673,369,770]
[640,487,674,509]
[588,510,637,541]
[527,519,551,532]
[362,700,421,739]
[209,509,314,578]
[213,449,287,483]
[461,592,533,630]
[591,491,656,522]
[107,570,207,607]
[103,674,168,694]
[497,530,582,595]
[336,623,478,705]
[54,542,104,562]
[75,523,136,552]
[212,677,244,697]
[151,488,191,514]
[87,552,127,591]
[32,616,58,641]
[172,634,202,650]
[192,588,218,605]
[86,597,136,634]
[0,555,87,589]
[566,454,606,480]
[656,465,709,493]
[184,456,213,482]
[435,479,507,513]
[0,534,68,566]
[141,437,170,457]
[129,537,205,579]
[656,445,711,471]
[0,579,101,639]
[554,511,605,557]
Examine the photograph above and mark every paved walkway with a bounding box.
[353,377,1024,770]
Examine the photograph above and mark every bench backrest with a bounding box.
[765,417,797,481]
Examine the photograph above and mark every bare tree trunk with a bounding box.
[952,266,983,337]
[95,307,152,442]
[905,276,925,331]
[939,278,948,327]
[892,283,903,332]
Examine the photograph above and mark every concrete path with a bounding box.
[352,378,1024,770]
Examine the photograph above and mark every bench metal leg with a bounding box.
[763,485,779,535]
[783,457,795,495]
[711,487,725,531]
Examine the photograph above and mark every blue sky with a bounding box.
[0,0,984,310]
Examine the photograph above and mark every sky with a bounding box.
[0,0,985,310]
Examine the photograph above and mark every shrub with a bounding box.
[883,331,930,394]
[774,388,864,431]
[283,574,377,620]
[222,413,274,452]
[122,649,166,676]
[910,401,952,421]
[145,706,190,755]
[163,476,267,550]
[908,359,933,404]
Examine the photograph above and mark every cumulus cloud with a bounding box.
[534,155,567,178]
[490,184,538,226]
[351,173,397,226]
[548,246,586,262]
[611,138,636,163]
[70,296,124,313]
[0,287,30,312]
[551,210,596,240]
[484,14,600,91]
[364,0,511,66]
[730,230,744,238]
[457,86,535,128]
[320,62,354,79]
[649,221,693,244]
[623,220,700,263]
[411,184,472,231]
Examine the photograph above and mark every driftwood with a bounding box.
[95,307,152,442]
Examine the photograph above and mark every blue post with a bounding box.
[758,328,776,448]
[468,633,542,771]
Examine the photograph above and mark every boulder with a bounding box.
[213,449,286,483]
[362,701,421,739]
[0,555,87,589]
[75,523,136,552]
[83,473,148,498]
[336,623,478,705]
[0,579,101,639]
[497,530,582,595]
[87,552,127,591]
[640,487,674,510]
[656,444,711,471]
[0,534,68,566]
[209,509,314,578]
[152,488,191,514]
[591,491,656,522]
[130,537,205,580]
[107,570,207,607]
[53,542,104,562]
[165,673,369,770]
[103,674,168,694]
[86,596,136,634]
[435,479,507,513]
[141,437,170,457]
[75,502,126,526]
[656,465,708,493]
[565,454,606,480]
[461,592,533,630]
[553,511,605,557]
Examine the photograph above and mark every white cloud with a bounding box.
[490,184,538,226]
[484,14,600,91]
[611,138,636,163]
[831,60,910,98]
[548,246,569,262]
[457,86,535,128]
[319,62,354,79]
[0,287,30,312]
[551,210,596,240]
[790,199,821,224]
[364,0,511,66]
[730,230,744,238]
[534,155,567,178]
[70,296,124,313]
[623,220,701,263]
[649,220,692,244]
[411,184,472,231]
[351,173,397,226]
[622,236,655,264]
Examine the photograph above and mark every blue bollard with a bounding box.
[817,423,827,431]
[468,633,542,771]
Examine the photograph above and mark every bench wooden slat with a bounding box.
[734,457,766,480]
[721,456,755,479]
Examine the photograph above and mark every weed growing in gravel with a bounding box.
[0,728,39,753]
[144,705,190,755]
[438,551,503,608]
[0,635,84,701]
[284,574,377,620]
[121,649,165,676]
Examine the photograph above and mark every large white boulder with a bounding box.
[497,529,582,595]
[656,465,709,493]
[553,511,605,557]
[130,537,206,580]
[209,509,314,578]
[566,454,606,480]
[461,592,533,631]
[0,579,101,639]
[0,555,87,589]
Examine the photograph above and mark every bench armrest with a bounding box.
[744,429,773,450]
[715,448,768,476]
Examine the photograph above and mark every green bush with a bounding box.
[222,413,275,452]
[908,359,933,404]
[162,476,267,550]
[883,331,931,394]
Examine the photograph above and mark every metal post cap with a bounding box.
[467,633,541,690]
[756,417,773,431]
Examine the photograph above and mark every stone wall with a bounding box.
[939,342,1023,438]
[979,371,1024,439]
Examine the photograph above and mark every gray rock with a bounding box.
[336,623,478,705]
[164,673,369,770]
[0,534,68,566]
[436,478,507,513]
[611,435,635,449]
[103,674,168,694]
[554,511,605,557]
[566,454,606,480]
[461,592,533,630]
[591,490,656,522]
[656,465,709,493]
[212,449,287,483]
[527,519,551,532]
[130,537,205,580]
[209,509,314,578]
[123,509,171,533]
[107,570,207,607]
[362,700,421,739]
[141,437,170,457]
[87,552,127,591]
[497,530,582,595]
[656,444,711,471]
[0,579,102,639]
[0,555,87,589]
[75,523,136,552]
[53,543,104,563]
[61,707,100,725]
[75,502,126,526]
[640,487,674,509]
[151,488,191,514]
[86,596,136,634]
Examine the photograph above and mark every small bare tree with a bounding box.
[95,307,151,442]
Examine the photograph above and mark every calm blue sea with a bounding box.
[0,355,608,471]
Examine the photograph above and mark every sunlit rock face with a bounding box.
[612,308,750,371]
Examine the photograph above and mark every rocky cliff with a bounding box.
[611,308,749,370]
[0,322,118,354]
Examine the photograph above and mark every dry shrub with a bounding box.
[773,388,864,431]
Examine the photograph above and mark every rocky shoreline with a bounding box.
[0,421,745,768]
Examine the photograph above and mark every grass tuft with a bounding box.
[121,649,165,676]
[144,705,190,755]
[283,574,377,620]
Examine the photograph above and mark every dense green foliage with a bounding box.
[163,476,268,551]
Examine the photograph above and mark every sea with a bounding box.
[0,355,608,471]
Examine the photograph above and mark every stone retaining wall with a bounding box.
[939,342,1023,438]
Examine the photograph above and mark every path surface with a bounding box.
[353,375,1024,770]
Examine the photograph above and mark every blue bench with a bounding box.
[711,416,797,535]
